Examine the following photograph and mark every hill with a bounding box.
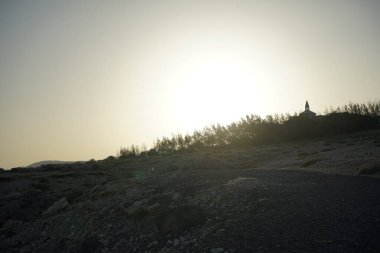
[0,129,379,252]
[27,160,80,168]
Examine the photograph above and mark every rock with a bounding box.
[147,241,158,248]
[113,239,127,249]
[157,205,207,233]
[42,197,69,217]
[225,220,235,229]
[147,202,161,212]
[79,235,103,253]
[210,248,225,253]
[1,220,23,234]
[3,192,22,200]
[216,228,225,233]
[172,192,181,201]
[127,198,149,216]
[173,239,180,247]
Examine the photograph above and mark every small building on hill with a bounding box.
[299,101,316,119]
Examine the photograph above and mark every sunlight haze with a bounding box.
[1,0,380,168]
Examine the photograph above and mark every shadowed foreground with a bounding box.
[1,168,379,252]
[1,131,380,252]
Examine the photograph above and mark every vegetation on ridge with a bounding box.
[118,101,380,158]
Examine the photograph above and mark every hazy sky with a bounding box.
[1,0,379,168]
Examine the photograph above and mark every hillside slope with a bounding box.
[27,160,79,168]
[0,129,379,252]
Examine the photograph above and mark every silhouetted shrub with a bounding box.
[105,156,115,160]
[357,163,380,175]
[119,101,380,157]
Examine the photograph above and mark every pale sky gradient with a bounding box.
[1,0,379,169]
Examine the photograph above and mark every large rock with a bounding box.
[156,205,207,233]
[210,248,225,253]
[78,235,103,253]
[42,197,69,217]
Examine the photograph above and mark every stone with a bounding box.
[42,197,69,217]
[147,202,161,212]
[210,248,225,253]
[4,192,22,200]
[126,198,149,216]
[79,235,103,253]
[172,192,181,201]
[173,239,180,247]
[147,241,158,248]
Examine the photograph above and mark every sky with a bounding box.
[1,0,379,169]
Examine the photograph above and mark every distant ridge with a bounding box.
[27,160,80,168]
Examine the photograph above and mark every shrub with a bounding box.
[357,163,380,175]
[117,101,380,158]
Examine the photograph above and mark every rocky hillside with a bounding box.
[1,130,380,252]
[27,160,80,168]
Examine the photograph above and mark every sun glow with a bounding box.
[172,56,264,132]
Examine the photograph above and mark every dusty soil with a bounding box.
[1,130,380,252]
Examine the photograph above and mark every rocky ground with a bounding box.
[1,130,380,252]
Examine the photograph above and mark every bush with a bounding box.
[357,163,380,175]
[118,101,380,158]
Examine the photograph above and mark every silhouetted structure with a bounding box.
[299,100,316,119]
